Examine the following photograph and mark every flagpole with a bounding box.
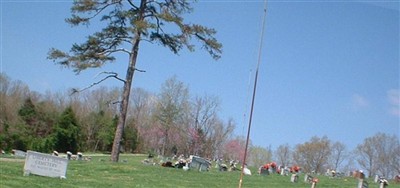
[238,0,268,187]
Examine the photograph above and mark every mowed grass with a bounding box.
[0,154,395,188]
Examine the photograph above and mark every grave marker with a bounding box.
[311,178,319,188]
[189,155,211,172]
[290,173,298,183]
[374,175,380,183]
[23,150,68,178]
[379,178,389,188]
[305,174,314,183]
[67,151,72,160]
[13,149,27,158]
[357,179,368,188]
[77,152,83,160]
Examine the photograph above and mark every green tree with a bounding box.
[18,97,59,152]
[123,119,138,153]
[53,107,81,153]
[48,0,222,162]
[96,115,118,152]
[18,98,38,150]
[82,110,115,152]
[18,98,37,125]
[155,76,190,156]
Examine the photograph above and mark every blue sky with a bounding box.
[1,1,399,152]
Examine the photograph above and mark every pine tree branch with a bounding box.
[97,48,132,56]
[68,0,126,25]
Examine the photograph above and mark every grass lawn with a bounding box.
[0,154,396,188]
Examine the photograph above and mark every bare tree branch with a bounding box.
[106,100,122,106]
[126,0,139,9]
[71,71,126,95]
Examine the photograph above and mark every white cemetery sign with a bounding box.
[23,150,68,178]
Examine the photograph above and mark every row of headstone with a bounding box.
[325,169,344,178]
[66,151,83,160]
[277,166,290,176]
[290,173,318,188]
[374,175,389,186]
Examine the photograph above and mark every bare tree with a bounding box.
[129,88,155,153]
[189,95,219,156]
[48,0,222,162]
[78,87,120,151]
[249,145,272,168]
[275,143,292,167]
[293,136,331,173]
[329,141,348,171]
[391,142,400,175]
[356,133,400,178]
[207,118,235,159]
[0,73,30,128]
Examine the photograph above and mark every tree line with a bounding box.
[276,134,399,179]
[0,73,235,159]
[1,73,398,178]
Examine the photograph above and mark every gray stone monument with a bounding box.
[189,155,211,172]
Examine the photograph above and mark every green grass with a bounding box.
[0,154,397,188]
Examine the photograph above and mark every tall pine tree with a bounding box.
[48,0,222,161]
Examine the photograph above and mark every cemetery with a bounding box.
[1,0,398,187]
[1,151,399,188]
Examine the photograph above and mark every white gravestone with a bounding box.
[13,149,27,158]
[374,175,379,183]
[290,173,298,183]
[23,150,69,178]
[357,179,368,188]
[304,174,309,183]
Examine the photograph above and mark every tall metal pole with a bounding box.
[238,1,268,187]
